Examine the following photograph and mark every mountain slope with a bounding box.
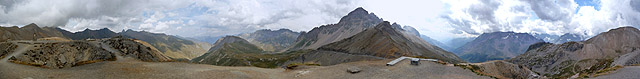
[288,7,383,50]
[400,25,453,51]
[7,37,171,68]
[119,30,208,59]
[0,23,65,42]
[509,27,640,78]
[191,36,306,68]
[420,35,452,51]
[454,32,543,63]
[238,29,300,52]
[446,37,476,49]
[55,28,209,60]
[287,21,463,65]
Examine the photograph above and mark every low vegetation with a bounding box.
[285,62,321,69]
[454,64,498,79]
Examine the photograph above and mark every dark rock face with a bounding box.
[289,21,463,65]
[289,7,383,50]
[238,29,300,52]
[509,27,640,78]
[104,37,172,62]
[454,32,543,63]
[10,41,115,69]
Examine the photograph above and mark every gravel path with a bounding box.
[0,42,32,62]
[592,66,640,79]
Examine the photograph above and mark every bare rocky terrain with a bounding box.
[0,56,491,79]
[509,27,640,78]
[2,37,172,69]
[457,60,543,79]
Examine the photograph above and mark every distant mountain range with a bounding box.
[454,32,543,63]
[237,29,300,52]
[193,8,462,67]
[0,24,210,60]
[553,33,588,44]
[0,23,65,42]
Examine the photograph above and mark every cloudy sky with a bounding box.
[0,0,639,42]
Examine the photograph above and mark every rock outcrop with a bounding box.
[9,41,115,68]
[7,37,172,69]
[103,37,172,62]
[0,42,18,59]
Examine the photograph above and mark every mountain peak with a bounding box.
[22,23,39,28]
[311,21,464,64]
[217,36,247,43]
[586,26,640,44]
[348,7,368,16]
[338,7,382,24]
[608,26,638,32]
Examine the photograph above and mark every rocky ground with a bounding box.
[2,37,171,69]
[0,55,491,79]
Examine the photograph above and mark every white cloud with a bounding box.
[1,0,639,42]
[441,0,640,40]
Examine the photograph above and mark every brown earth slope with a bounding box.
[0,23,65,42]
